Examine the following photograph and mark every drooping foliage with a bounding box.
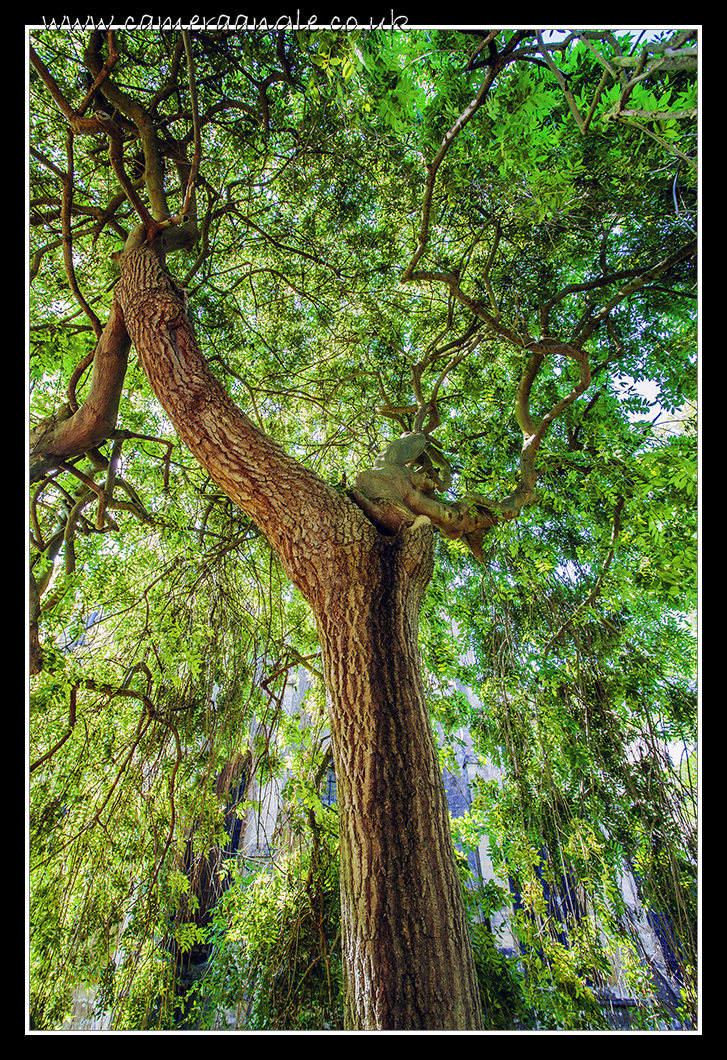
[29,27,697,1030]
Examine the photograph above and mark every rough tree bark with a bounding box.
[29,301,131,483]
[318,530,483,1029]
[114,240,485,1030]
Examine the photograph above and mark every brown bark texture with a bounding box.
[114,244,484,1030]
[29,300,131,482]
[317,530,483,1030]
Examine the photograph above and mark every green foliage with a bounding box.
[470,920,530,1030]
[29,27,697,1031]
[194,814,342,1030]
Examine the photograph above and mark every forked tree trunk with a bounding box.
[115,243,484,1030]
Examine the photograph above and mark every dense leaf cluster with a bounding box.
[29,28,697,1030]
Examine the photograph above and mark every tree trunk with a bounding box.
[316,528,484,1029]
[115,242,484,1030]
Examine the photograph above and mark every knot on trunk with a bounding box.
[350,459,497,563]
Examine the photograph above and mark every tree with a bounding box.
[29,27,697,1030]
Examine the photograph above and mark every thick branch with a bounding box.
[349,464,499,563]
[114,244,368,596]
[30,301,131,481]
[60,131,103,347]
[85,32,169,225]
[368,267,593,539]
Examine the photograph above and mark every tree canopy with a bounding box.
[28,27,697,1031]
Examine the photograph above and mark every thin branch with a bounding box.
[536,30,586,132]
[401,50,504,282]
[30,687,78,772]
[67,349,98,411]
[181,30,202,219]
[112,429,174,490]
[58,461,108,533]
[540,263,660,334]
[543,497,625,656]
[615,117,697,170]
[577,239,697,341]
[464,338,591,521]
[103,113,156,237]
